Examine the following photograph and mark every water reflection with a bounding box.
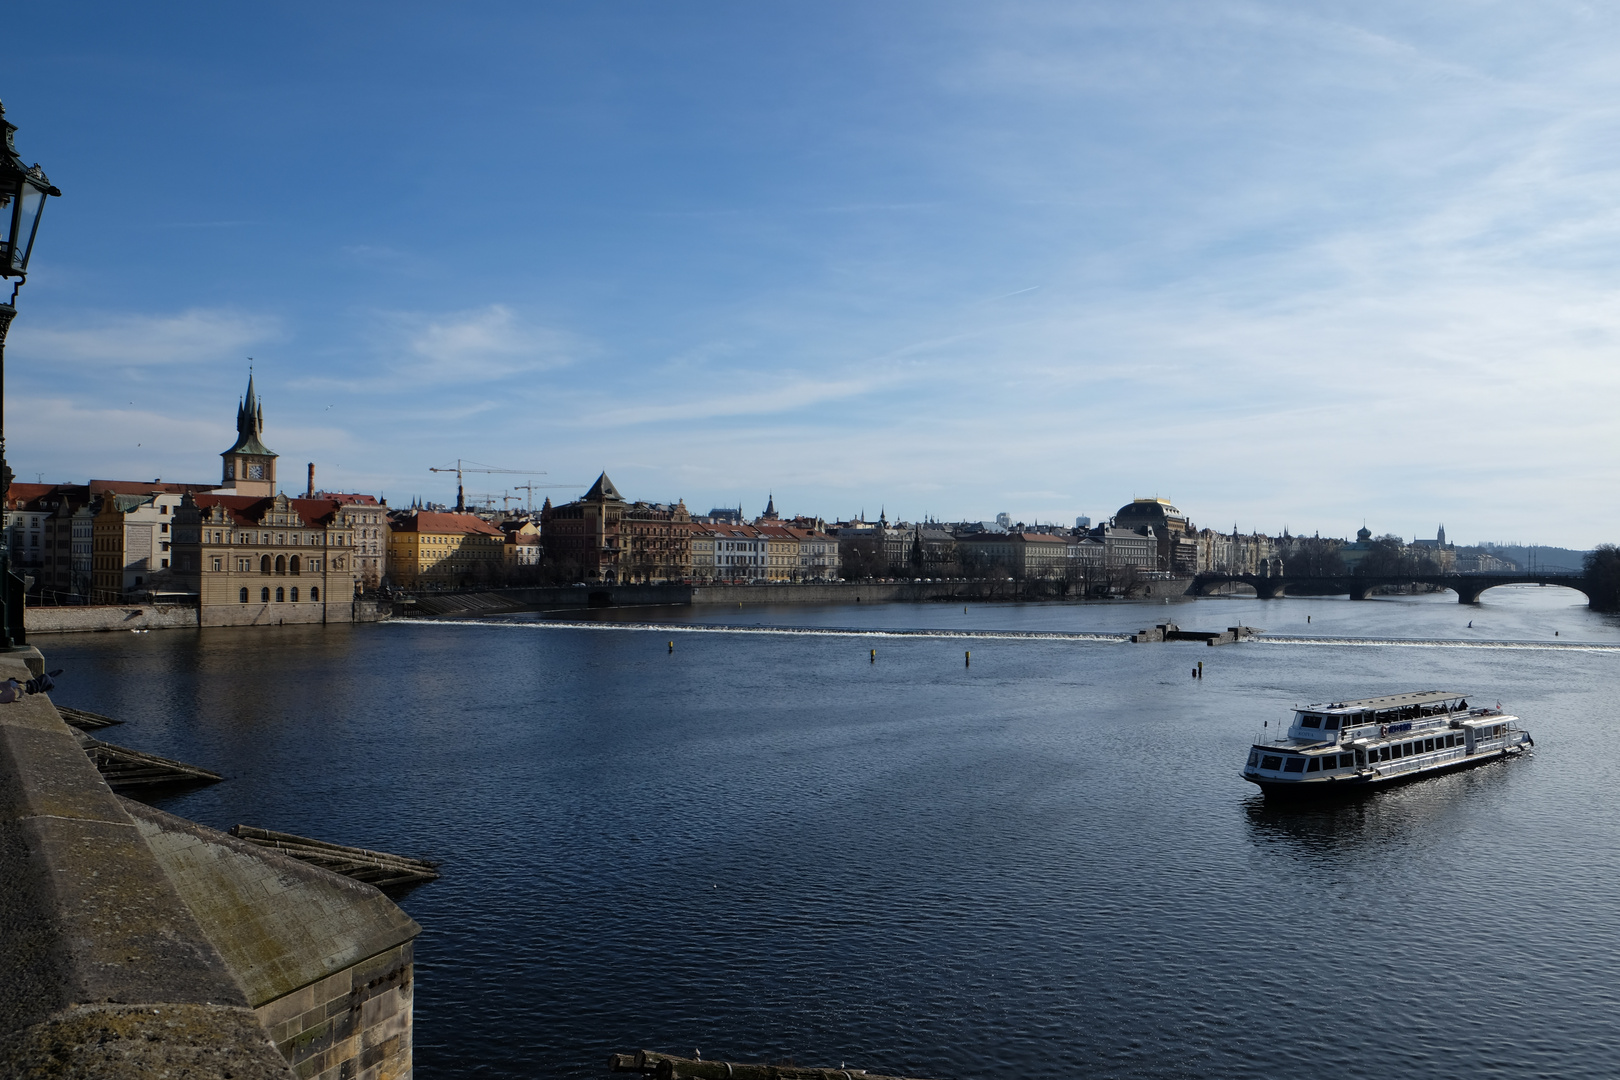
[1241,754,1525,855]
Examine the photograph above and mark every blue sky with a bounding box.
[7,2,1620,545]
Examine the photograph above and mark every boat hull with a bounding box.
[1245,743,1529,801]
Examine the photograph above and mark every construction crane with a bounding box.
[427,460,546,512]
[508,481,586,512]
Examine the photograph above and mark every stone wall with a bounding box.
[0,645,421,1079]
[254,942,413,1080]
[25,603,201,634]
[0,646,296,1078]
[26,598,392,634]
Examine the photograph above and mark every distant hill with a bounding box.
[1472,543,1589,573]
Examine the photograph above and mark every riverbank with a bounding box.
[25,598,393,635]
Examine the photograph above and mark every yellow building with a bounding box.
[756,524,799,582]
[387,511,506,587]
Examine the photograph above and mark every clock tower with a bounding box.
[220,373,278,497]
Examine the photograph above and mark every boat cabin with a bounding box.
[1286,691,1471,741]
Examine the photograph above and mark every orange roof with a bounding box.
[4,483,56,509]
[193,494,345,527]
[391,511,503,537]
[319,492,383,505]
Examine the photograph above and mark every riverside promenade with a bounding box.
[0,645,420,1079]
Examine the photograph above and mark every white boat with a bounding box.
[1242,691,1532,799]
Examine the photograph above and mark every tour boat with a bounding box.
[1242,690,1532,799]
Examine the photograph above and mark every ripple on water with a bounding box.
[39,592,1620,1079]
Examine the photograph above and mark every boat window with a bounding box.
[1306,758,1320,773]
[1324,717,1340,730]
[1261,756,1283,770]
[1300,715,1322,729]
[1446,734,1457,748]
[1390,743,1402,759]
[1247,750,1259,766]
[1424,738,1435,753]
[1340,754,1355,768]
[1283,757,1305,773]
[1405,742,1416,756]
[1379,746,1391,761]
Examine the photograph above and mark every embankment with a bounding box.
[26,599,392,635]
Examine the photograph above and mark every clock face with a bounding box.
[247,463,265,480]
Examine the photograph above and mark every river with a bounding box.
[40,585,1620,1079]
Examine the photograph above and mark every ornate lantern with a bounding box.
[0,101,60,283]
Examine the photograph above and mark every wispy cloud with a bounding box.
[15,309,279,367]
[383,305,587,385]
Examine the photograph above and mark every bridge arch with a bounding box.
[1460,579,1592,605]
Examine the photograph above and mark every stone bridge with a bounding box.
[1190,571,1591,605]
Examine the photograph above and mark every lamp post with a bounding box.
[0,101,62,648]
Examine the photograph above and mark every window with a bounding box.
[261,587,270,602]
[1283,757,1305,773]
[1424,738,1435,753]
[290,587,298,601]
[275,587,284,602]
[1324,716,1341,730]
[160,559,169,568]
[160,523,168,533]
[310,586,319,601]
[275,555,286,574]
[239,587,249,603]
[1445,734,1456,747]
[1379,746,1391,761]
[1300,715,1321,729]
[212,558,222,571]
[1306,758,1320,773]
[261,555,272,573]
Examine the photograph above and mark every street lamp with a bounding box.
[0,101,62,648]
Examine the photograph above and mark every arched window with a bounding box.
[275,587,285,602]
[310,586,319,601]
[260,587,270,602]
[260,555,272,574]
[289,555,300,574]
[275,555,286,574]
[239,587,248,603]
[290,587,299,602]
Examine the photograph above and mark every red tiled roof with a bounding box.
[193,494,344,527]
[4,483,56,508]
[390,511,504,537]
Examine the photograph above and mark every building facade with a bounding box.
[321,493,387,590]
[175,493,361,626]
[540,473,695,583]
[386,511,505,587]
[957,532,1070,578]
[91,493,192,603]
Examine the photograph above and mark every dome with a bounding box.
[1113,497,1187,532]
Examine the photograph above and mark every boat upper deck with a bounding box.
[1302,691,1465,715]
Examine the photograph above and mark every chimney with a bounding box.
[306,463,315,498]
